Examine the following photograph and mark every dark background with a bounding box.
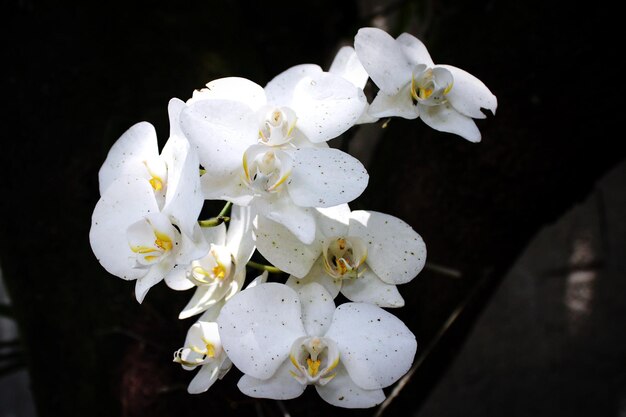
[2,0,622,416]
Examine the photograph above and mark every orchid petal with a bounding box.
[135,257,174,303]
[180,99,257,178]
[354,27,412,95]
[179,283,231,320]
[325,303,417,390]
[197,300,225,323]
[189,77,267,111]
[315,205,350,238]
[340,269,404,308]
[237,358,306,400]
[90,176,159,281]
[329,46,369,89]
[295,282,335,337]
[254,215,320,278]
[286,257,341,299]
[315,362,385,408]
[164,264,194,291]
[291,72,367,143]
[264,64,322,105]
[368,88,418,120]
[226,204,256,266]
[396,32,435,67]
[167,97,186,139]
[349,211,426,285]
[217,283,306,380]
[200,174,253,205]
[255,198,317,245]
[438,64,497,119]
[187,362,220,394]
[98,122,158,196]
[287,147,369,208]
[419,102,481,142]
[175,223,209,265]
[161,134,203,237]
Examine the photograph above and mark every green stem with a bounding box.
[246,261,282,274]
[198,202,233,227]
[198,216,230,227]
[217,201,232,218]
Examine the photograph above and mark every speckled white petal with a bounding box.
[217,283,306,380]
[90,176,159,281]
[354,27,413,95]
[369,89,418,120]
[175,223,210,265]
[340,269,404,308]
[189,77,267,111]
[438,64,497,119]
[161,134,203,237]
[286,257,341,299]
[226,205,256,266]
[329,46,369,89]
[179,282,232,320]
[200,222,227,246]
[396,32,434,67]
[237,358,306,400]
[167,98,186,140]
[348,211,426,285]
[264,64,323,105]
[197,300,225,323]
[244,271,269,290]
[315,362,385,408]
[254,215,320,278]
[135,257,174,303]
[200,173,253,205]
[224,262,247,303]
[324,303,417,390]
[315,205,350,238]
[187,362,220,394]
[255,198,317,245]
[287,147,369,208]
[295,282,336,337]
[180,99,257,178]
[164,264,194,291]
[292,72,367,143]
[419,102,481,142]
[98,122,159,195]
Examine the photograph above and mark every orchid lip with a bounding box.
[288,336,340,386]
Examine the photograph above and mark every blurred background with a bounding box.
[2,0,623,416]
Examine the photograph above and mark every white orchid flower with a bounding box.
[165,205,256,319]
[188,64,367,145]
[90,100,207,302]
[173,318,232,394]
[328,46,378,124]
[217,282,417,408]
[180,70,370,244]
[255,205,426,307]
[354,27,497,142]
[173,271,269,394]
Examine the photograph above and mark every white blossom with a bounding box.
[354,27,497,142]
[165,205,256,319]
[217,282,417,408]
[89,100,207,302]
[255,205,426,307]
[180,70,370,244]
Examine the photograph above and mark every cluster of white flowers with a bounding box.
[89,27,496,408]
